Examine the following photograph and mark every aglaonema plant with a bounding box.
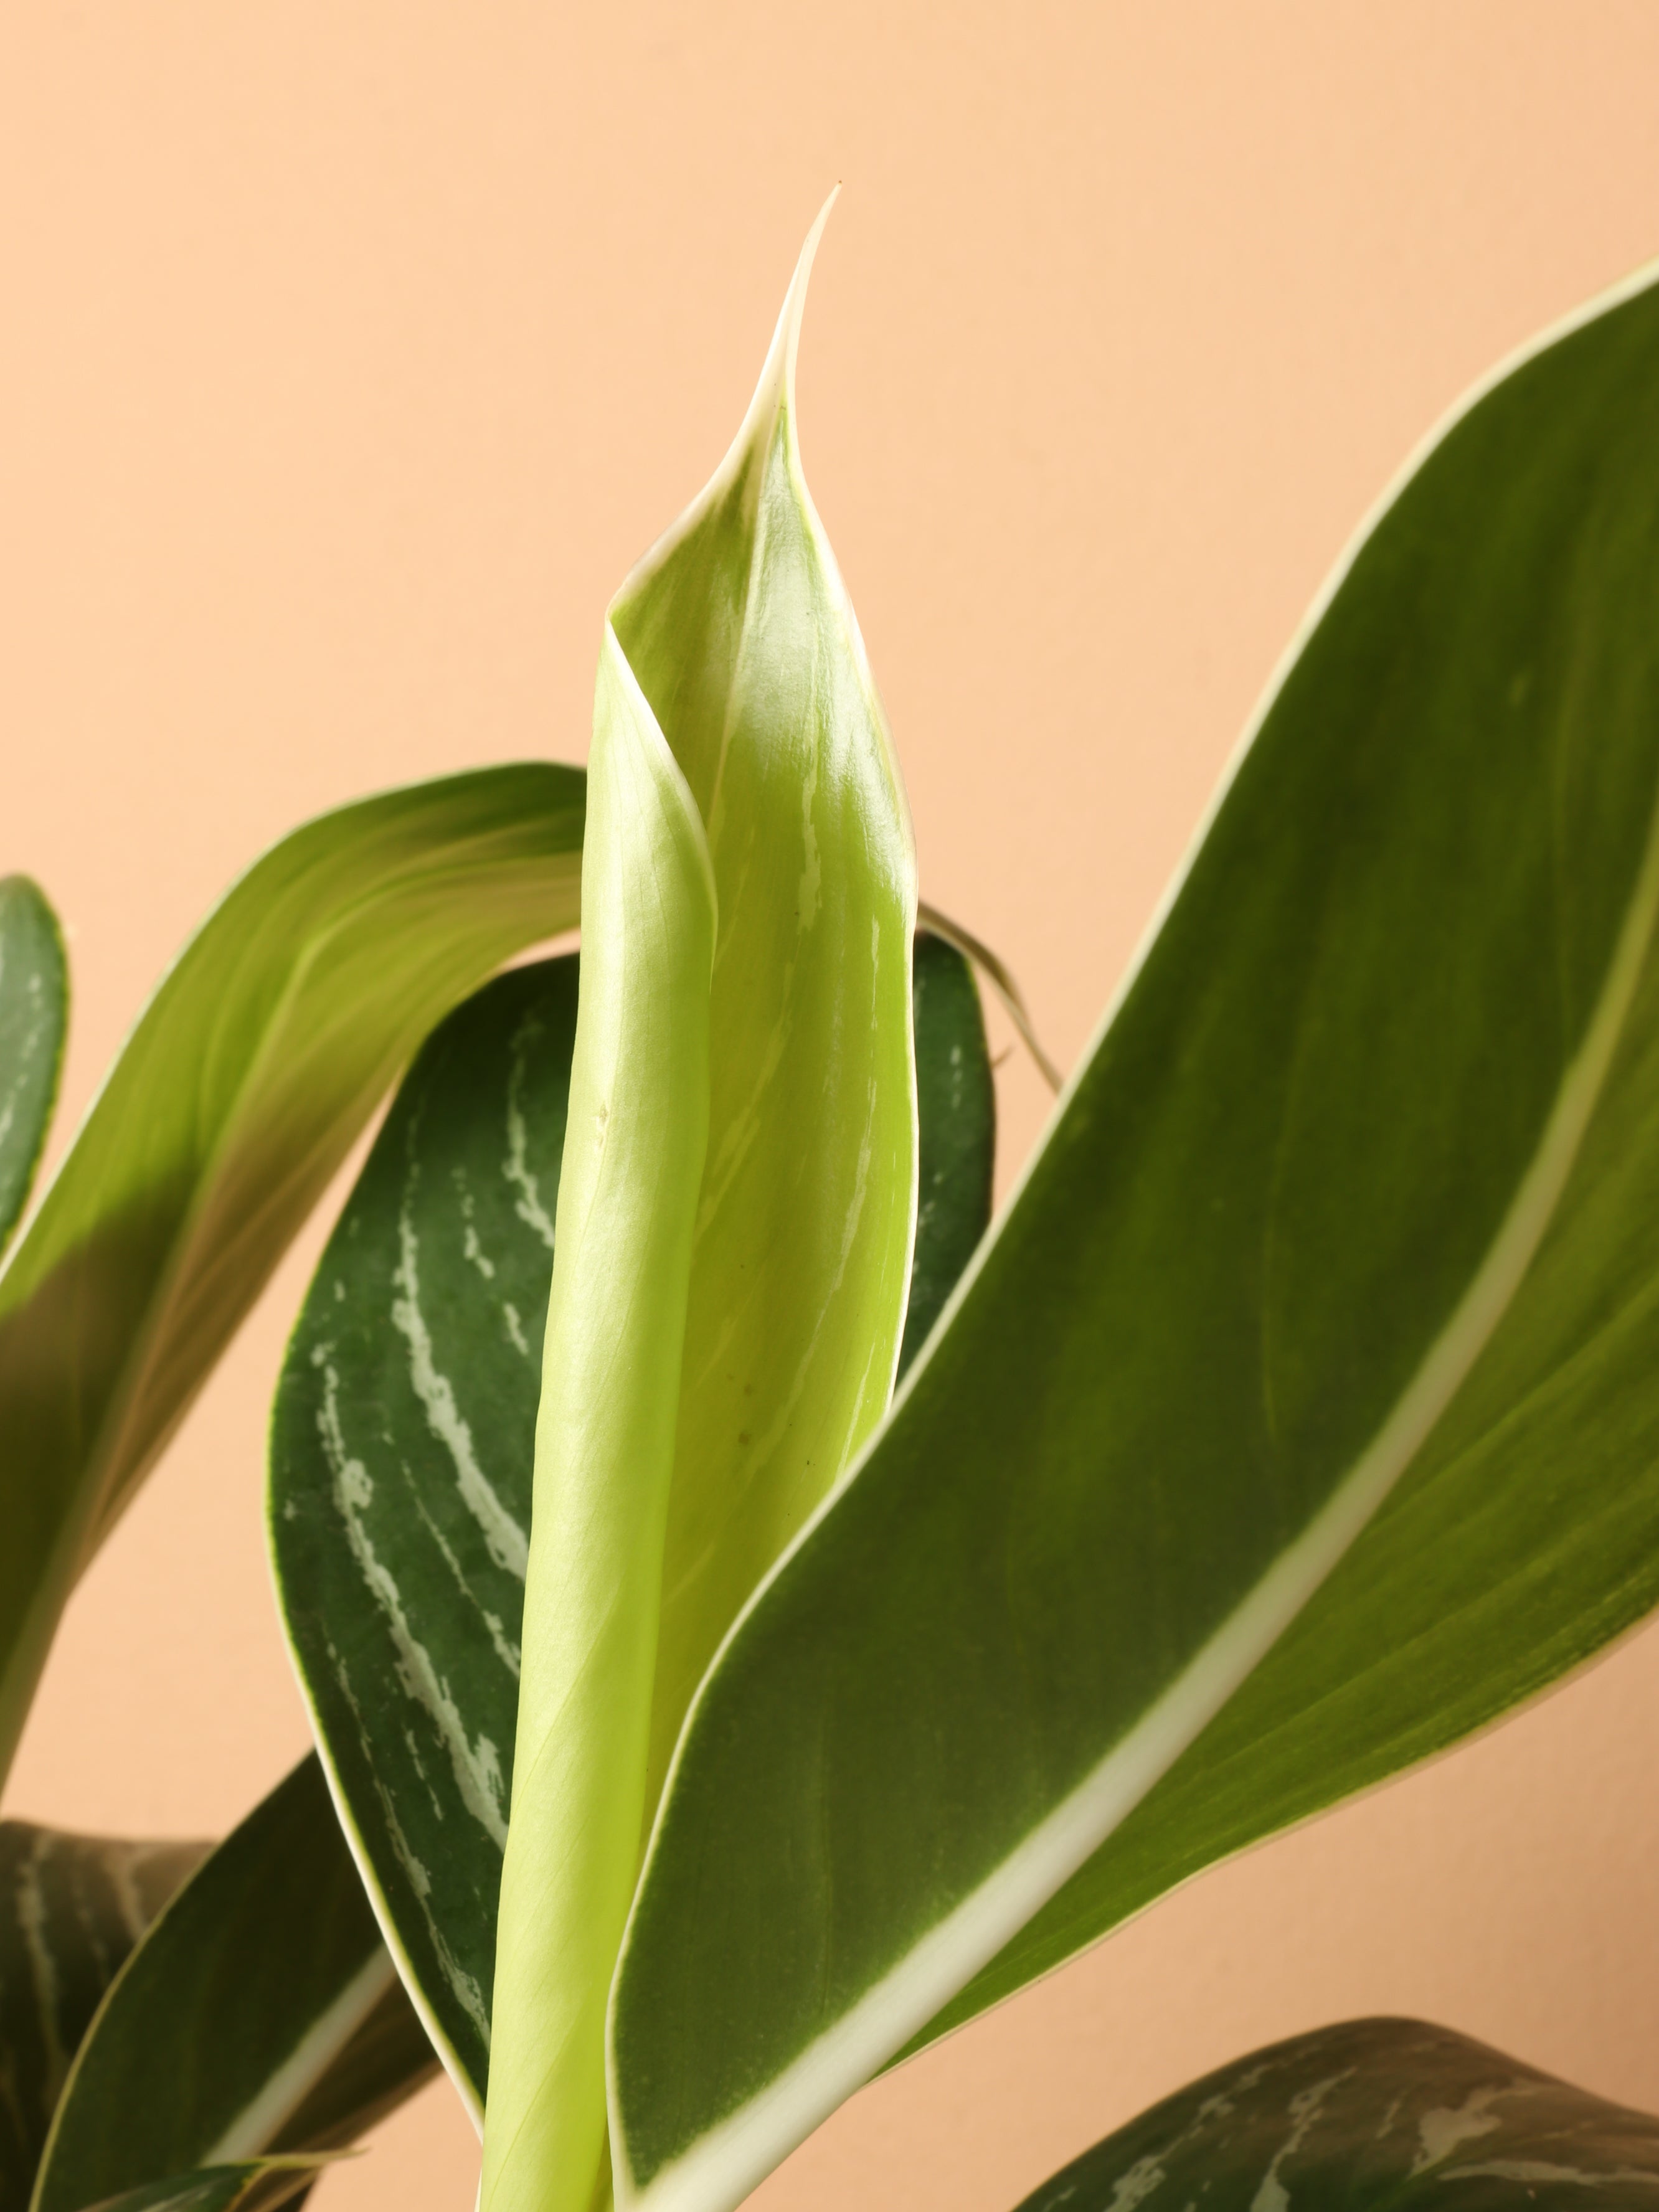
[6,193,1659,2212]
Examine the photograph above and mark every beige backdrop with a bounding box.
[6,5,1659,2207]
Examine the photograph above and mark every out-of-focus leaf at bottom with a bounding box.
[75,2157,329,2212]
[0,1822,207,2210]
[33,1759,433,2212]
[1012,2018,1659,2212]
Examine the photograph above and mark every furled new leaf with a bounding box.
[269,928,989,2117]
[608,265,1659,2212]
[0,1822,207,2208]
[32,1759,435,2212]
[481,197,917,2212]
[0,765,584,1792]
[1013,2019,1659,2212]
[0,879,67,1259]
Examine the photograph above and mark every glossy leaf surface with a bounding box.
[1013,2019,1659,2212]
[0,1822,207,2208]
[270,930,985,2119]
[0,765,584,1790]
[610,266,1659,2212]
[34,1759,433,2212]
[0,880,67,1259]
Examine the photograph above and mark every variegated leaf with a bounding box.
[32,1759,433,2212]
[0,880,66,1260]
[0,1823,207,2208]
[270,960,580,2112]
[1013,2018,1659,2212]
[268,935,993,2120]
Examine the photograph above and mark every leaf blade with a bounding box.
[1012,2019,1659,2212]
[72,2157,329,2212]
[269,957,583,2114]
[32,1758,433,2212]
[0,1823,207,2206]
[0,879,67,1260]
[481,640,718,2212]
[610,201,919,1813]
[923,830,1659,2043]
[608,262,1659,2211]
[270,918,992,2134]
[899,932,995,1378]
[0,765,584,1790]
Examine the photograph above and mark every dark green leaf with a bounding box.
[899,932,995,1377]
[1013,2018,1659,2212]
[0,765,584,1792]
[0,1823,207,2209]
[607,266,1659,2212]
[269,937,996,2119]
[0,879,67,1259]
[34,1759,434,2212]
[269,959,579,2117]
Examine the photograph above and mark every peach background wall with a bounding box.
[6,5,1659,2207]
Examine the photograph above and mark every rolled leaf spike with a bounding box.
[481,201,918,2212]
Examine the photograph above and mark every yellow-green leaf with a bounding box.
[481,204,917,2212]
[0,767,584,1792]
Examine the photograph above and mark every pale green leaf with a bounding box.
[0,1822,207,2207]
[0,880,67,1260]
[606,199,917,1822]
[268,932,992,2120]
[481,199,917,2212]
[1013,2018,1659,2212]
[484,633,716,2212]
[33,1758,433,2212]
[608,262,1659,2212]
[0,765,584,1790]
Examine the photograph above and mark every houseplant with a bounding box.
[6,199,1659,2211]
